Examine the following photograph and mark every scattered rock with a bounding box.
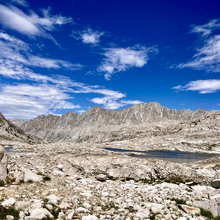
[53,170,65,177]
[82,215,98,220]
[45,194,60,205]
[1,198,15,208]
[210,179,220,188]
[0,145,7,180]
[96,174,107,182]
[24,169,42,182]
[29,208,53,220]
[181,205,201,215]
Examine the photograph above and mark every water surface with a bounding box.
[104,147,217,163]
[5,147,17,153]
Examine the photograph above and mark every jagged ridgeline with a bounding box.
[0,112,42,144]
[9,102,208,143]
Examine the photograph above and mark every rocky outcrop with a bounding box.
[0,145,7,181]
[8,118,26,127]
[11,102,207,142]
[0,112,42,144]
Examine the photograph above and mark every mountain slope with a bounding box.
[10,102,208,142]
[0,112,42,144]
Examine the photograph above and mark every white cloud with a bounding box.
[77,110,86,114]
[0,84,80,119]
[28,55,83,69]
[10,0,29,7]
[0,4,72,43]
[72,28,104,45]
[191,19,220,37]
[0,32,83,77]
[176,19,220,72]
[0,33,142,118]
[172,79,220,94]
[120,100,142,105]
[11,0,29,7]
[98,46,158,80]
[90,93,142,110]
[1,77,143,118]
[177,35,220,72]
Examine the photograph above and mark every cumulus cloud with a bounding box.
[98,46,158,80]
[172,79,220,94]
[72,28,104,45]
[0,4,72,43]
[0,84,80,119]
[0,33,142,119]
[1,76,143,118]
[176,19,220,73]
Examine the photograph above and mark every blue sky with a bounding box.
[0,0,220,119]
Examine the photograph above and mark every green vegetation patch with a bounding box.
[6,176,16,185]
[51,208,61,218]
[0,206,20,220]
[0,180,5,187]
[170,198,186,205]
[101,202,119,211]
[200,208,214,219]
[43,176,51,181]
[37,172,51,181]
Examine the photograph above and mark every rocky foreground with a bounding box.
[1,142,220,220]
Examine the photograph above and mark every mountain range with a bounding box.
[8,102,208,143]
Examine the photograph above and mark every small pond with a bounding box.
[104,147,217,163]
[5,147,17,153]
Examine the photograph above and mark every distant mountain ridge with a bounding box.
[0,112,42,144]
[9,102,208,142]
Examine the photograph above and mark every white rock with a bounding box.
[6,215,14,220]
[83,202,91,209]
[53,170,65,177]
[45,204,53,210]
[24,169,42,182]
[66,210,75,220]
[45,194,60,204]
[1,198,15,207]
[146,203,164,214]
[57,164,63,170]
[15,201,30,210]
[76,207,90,213]
[58,211,66,219]
[29,208,53,220]
[0,145,7,180]
[161,182,179,190]
[96,174,107,181]
[80,192,93,198]
[82,215,98,220]
[59,201,70,209]
[30,202,42,210]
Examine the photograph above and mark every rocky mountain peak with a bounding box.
[10,102,208,142]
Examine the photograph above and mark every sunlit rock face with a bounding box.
[0,112,42,144]
[0,145,7,181]
[10,102,207,142]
